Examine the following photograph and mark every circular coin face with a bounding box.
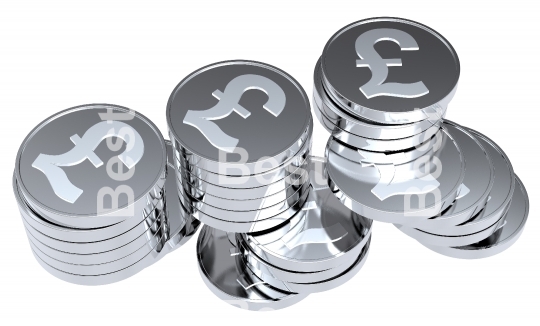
[15,104,166,224]
[321,17,460,123]
[167,60,311,164]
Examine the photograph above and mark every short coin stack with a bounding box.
[167,61,373,310]
[196,158,372,311]
[315,17,529,259]
[14,104,199,285]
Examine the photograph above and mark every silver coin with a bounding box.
[396,213,506,247]
[327,125,465,223]
[327,132,442,166]
[178,173,310,221]
[178,174,310,215]
[174,137,310,205]
[175,140,310,190]
[28,234,168,286]
[27,228,166,275]
[180,183,311,233]
[237,237,360,284]
[24,221,163,265]
[14,172,166,243]
[15,104,167,229]
[240,157,373,273]
[425,176,528,259]
[315,100,441,152]
[22,207,165,255]
[314,59,443,140]
[177,161,309,202]
[161,153,201,251]
[167,60,312,176]
[197,226,307,311]
[241,237,370,294]
[321,17,459,124]
[395,121,495,229]
[414,127,515,234]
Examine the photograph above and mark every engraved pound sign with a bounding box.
[32,121,144,204]
[355,28,429,99]
[183,74,286,153]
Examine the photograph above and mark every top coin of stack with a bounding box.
[167,60,313,233]
[314,17,460,154]
[13,104,186,285]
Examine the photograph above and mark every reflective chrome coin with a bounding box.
[327,125,465,223]
[163,142,201,250]
[314,59,443,141]
[180,184,310,233]
[426,176,528,259]
[240,157,373,273]
[197,226,307,311]
[28,237,167,285]
[15,104,167,229]
[315,100,441,152]
[28,228,166,275]
[15,173,165,244]
[321,17,459,124]
[396,121,495,229]
[167,60,312,176]
[240,237,370,294]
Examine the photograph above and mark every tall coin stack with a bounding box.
[14,104,199,285]
[167,61,372,310]
[314,17,529,259]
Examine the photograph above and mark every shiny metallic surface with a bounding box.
[197,226,307,311]
[426,176,528,259]
[314,60,442,140]
[396,121,495,229]
[241,158,373,273]
[175,124,312,190]
[15,104,167,229]
[326,125,465,223]
[315,101,441,152]
[181,186,311,233]
[167,60,312,176]
[321,17,459,124]
[15,137,198,284]
[241,238,370,294]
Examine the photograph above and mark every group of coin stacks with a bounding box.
[12,17,529,310]
[315,17,529,259]
[13,104,200,285]
[166,60,373,310]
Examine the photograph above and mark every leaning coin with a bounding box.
[197,226,307,311]
[425,176,528,259]
[15,104,167,229]
[396,121,495,229]
[167,60,312,176]
[326,125,465,224]
[321,17,459,124]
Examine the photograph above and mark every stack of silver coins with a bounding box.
[14,104,199,285]
[167,61,373,310]
[315,17,529,259]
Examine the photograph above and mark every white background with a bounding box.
[0,0,538,324]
